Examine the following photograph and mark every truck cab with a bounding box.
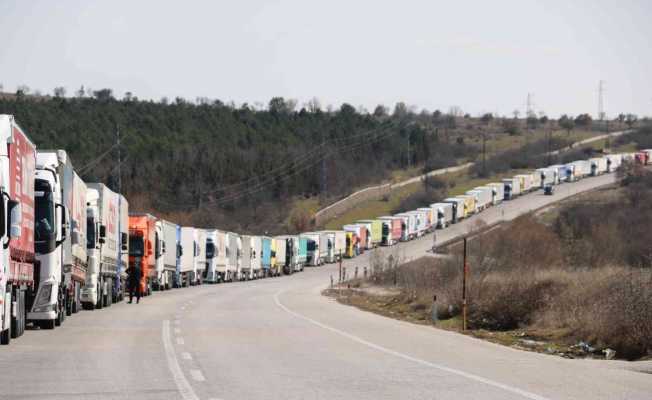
[29,160,67,328]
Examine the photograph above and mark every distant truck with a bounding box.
[161,220,181,288]
[377,217,401,246]
[194,229,206,284]
[128,214,162,296]
[179,227,196,287]
[356,220,382,248]
[589,157,608,176]
[502,178,521,200]
[83,183,126,309]
[416,208,435,233]
[260,236,272,277]
[430,203,453,228]
[321,230,346,261]
[486,183,504,205]
[0,115,36,343]
[443,198,465,222]
[240,235,255,279]
[29,150,86,333]
[227,232,241,281]
[204,229,218,283]
[301,232,326,266]
[343,224,367,254]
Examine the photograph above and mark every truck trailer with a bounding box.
[443,198,465,222]
[486,183,505,205]
[0,115,36,343]
[356,220,382,248]
[161,220,181,288]
[430,203,453,228]
[502,178,521,200]
[261,236,272,277]
[589,157,608,176]
[179,227,196,287]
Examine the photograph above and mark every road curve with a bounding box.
[1,172,650,400]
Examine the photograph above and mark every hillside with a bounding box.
[0,90,619,234]
[0,91,481,233]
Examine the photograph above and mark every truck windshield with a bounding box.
[206,242,215,259]
[129,236,145,257]
[307,240,316,251]
[35,191,55,241]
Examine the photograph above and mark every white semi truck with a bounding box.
[30,150,87,325]
[83,183,126,309]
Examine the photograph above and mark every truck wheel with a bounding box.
[11,290,23,338]
[41,319,55,330]
[82,302,95,311]
[0,327,10,345]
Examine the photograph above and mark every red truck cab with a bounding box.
[128,214,157,295]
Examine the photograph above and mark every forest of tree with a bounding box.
[0,90,478,233]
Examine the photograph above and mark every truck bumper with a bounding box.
[27,310,57,321]
[81,288,97,304]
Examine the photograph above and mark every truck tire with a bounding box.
[41,319,55,330]
[0,327,10,345]
[96,283,104,310]
[10,289,23,338]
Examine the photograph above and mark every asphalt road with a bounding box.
[1,171,651,400]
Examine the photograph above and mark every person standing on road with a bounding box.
[126,264,142,304]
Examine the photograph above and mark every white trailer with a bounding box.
[162,220,181,287]
[406,210,428,237]
[214,230,230,282]
[515,174,535,192]
[394,213,417,240]
[250,236,262,278]
[605,154,622,172]
[152,221,167,290]
[589,157,608,176]
[571,160,591,179]
[240,235,254,280]
[443,197,465,222]
[416,208,435,232]
[178,227,195,287]
[301,232,324,266]
[536,168,556,187]
[83,183,120,309]
[502,178,521,200]
[227,232,240,281]
[467,187,492,211]
[430,203,453,228]
[194,229,206,285]
[321,231,345,262]
[486,183,505,205]
[117,195,129,298]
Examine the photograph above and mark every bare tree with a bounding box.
[53,86,66,98]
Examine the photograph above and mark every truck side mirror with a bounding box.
[121,232,128,250]
[98,225,106,244]
[56,204,67,246]
[8,199,21,243]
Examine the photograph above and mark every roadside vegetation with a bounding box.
[329,162,652,360]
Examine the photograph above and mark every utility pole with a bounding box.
[407,132,411,169]
[320,133,327,198]
[598,80,605,123]
[462,237,468,331]
[481,132,486,177]
[115,123,123,298]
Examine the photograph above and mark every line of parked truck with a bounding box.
[1,113,650,345]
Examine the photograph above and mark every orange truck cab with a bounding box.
[128,213,157,295]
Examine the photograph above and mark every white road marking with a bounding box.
[181,352,192,360]
[274,290,550,400]
[161,320,200,400]
[177,337,185,345]
[189,369,205,382]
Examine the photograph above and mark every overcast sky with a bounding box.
[1,0,650,118]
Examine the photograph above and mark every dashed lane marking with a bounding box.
[190,369,205,382]
[161,320,200,400]
[274,290,550,400]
